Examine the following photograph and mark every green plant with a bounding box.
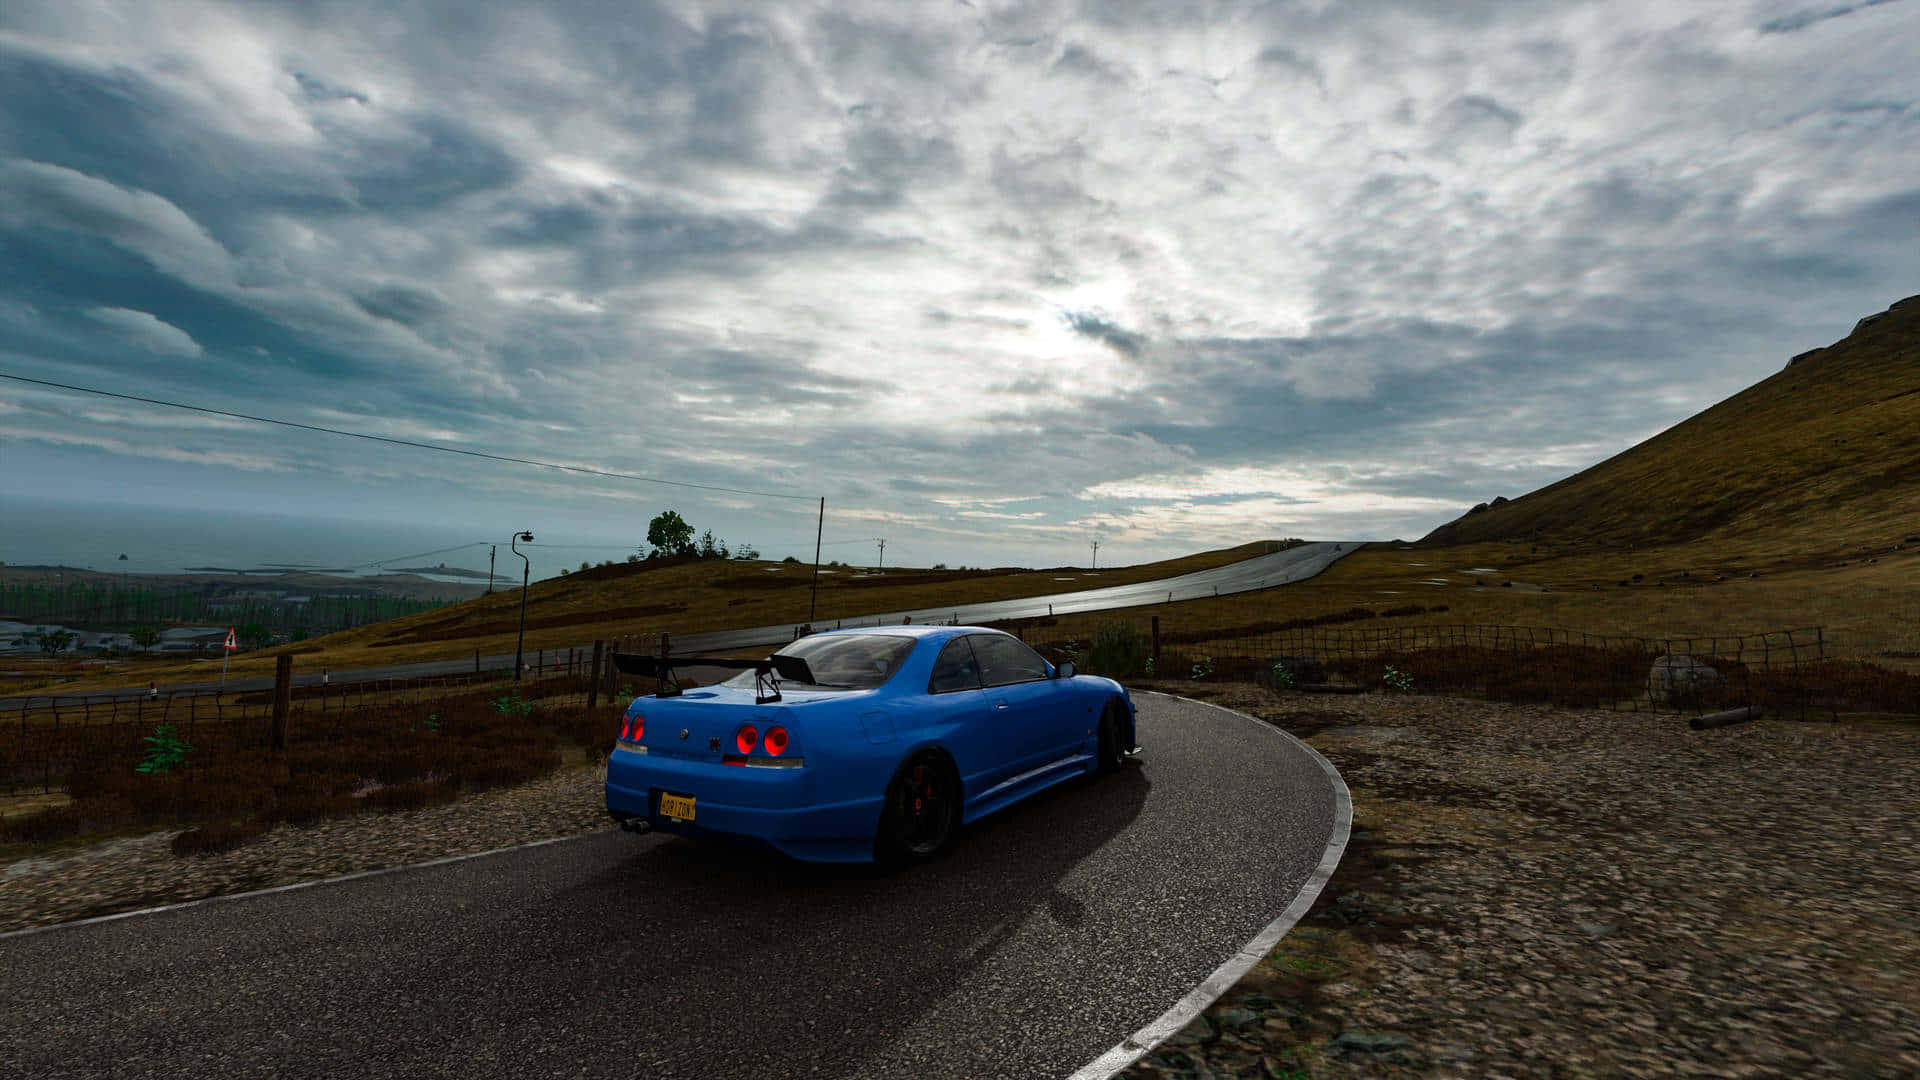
[1085,621,1149,677]
[1278,954,1340,977]
[135,724,193,775]
[1383,665,1414,692]
[1143,656,1155,678]
[490,692,533,716]
[1191,655,1214,680]
[1062,637,1082,664]
[1271,662,1297,688]
[407,712,442,735]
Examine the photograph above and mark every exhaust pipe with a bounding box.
[618,817,653,834]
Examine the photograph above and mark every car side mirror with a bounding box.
[1054,660,1076,679]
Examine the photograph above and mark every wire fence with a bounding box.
[0,657,612,799]
[1138,622,1856,718]
[8,618,1914,801]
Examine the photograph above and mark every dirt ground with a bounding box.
[1115,683,1920,1080]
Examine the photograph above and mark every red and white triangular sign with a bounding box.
[223,627,238,651]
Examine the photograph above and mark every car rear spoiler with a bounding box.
[609,652,816,704]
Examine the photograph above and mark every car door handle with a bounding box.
[993,699,1010,710]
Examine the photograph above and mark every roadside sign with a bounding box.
[223,628,237,651]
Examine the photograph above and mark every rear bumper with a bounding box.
[605,748,883,862]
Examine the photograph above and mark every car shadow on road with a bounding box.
[531,764,1151,1077]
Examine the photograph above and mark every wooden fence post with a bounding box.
[1151,616,1161,670]
[588,640,603,709]
[270,654,292,750]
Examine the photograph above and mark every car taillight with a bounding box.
[765,726,789,756]
[621,714,644,741]
[736,725,758,753]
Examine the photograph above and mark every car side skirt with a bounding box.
[961,751,1096,824]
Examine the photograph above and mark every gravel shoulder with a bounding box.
[1,764,614,936]
[1116,684,1920,1080]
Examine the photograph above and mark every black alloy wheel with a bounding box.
[876,753,959,863]
[1095,700,1128,773]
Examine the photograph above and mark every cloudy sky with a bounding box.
[2,0,1917,573]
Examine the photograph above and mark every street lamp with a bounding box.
[510,531,534,680]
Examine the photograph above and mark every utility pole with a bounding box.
[1090,540,1099,569]
[488,545,496,595]
[808,497,825,624]
[877,539,885,572]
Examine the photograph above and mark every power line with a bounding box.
[0,372,817,502]
[351,541,492,571]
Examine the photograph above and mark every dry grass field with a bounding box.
[18,542,1283,694]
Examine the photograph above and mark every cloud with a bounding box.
[0,160,235,291]
[3,0,1920,568]
[1759,0,1904,34]
[82,307,203,357]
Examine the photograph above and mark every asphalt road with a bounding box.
[0,694,1346,1080]
[4,542,1356,704]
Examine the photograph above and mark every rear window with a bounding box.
[722,634,917,692]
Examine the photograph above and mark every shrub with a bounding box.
[1084,621,1149,677]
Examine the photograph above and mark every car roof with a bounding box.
[802,624,1008,643]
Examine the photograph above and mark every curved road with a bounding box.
[0,695,1349,1080]
[6,542,1355,703]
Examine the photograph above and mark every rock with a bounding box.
[1213,1006,1258,1029]
[1331,1030,1412,1055]
[1648,655,1725,706]
[1167,1014,1216,1045]
[1578,921,1618,937]
[1853,311,1887,333]
[1786,348,1823,367]
[1430,1043,1479,1063]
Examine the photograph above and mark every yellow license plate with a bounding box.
[659,793,695,821]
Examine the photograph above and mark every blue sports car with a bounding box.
[604,625,1138,863]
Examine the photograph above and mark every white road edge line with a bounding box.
[1066,691,1354,1080]
[0,830,610,941]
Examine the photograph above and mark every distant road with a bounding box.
[4,542,1357,703]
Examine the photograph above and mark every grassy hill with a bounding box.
[42,541,1289,690]
[1421,294,1920,557]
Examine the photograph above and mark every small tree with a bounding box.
[240,623,272,651]
[698,529,728,560]
[29,627,75,657]
[733,544,760,560]
[128,626,162,655]
[646,511,696,558]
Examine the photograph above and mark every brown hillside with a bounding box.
[1422,294,1920,553]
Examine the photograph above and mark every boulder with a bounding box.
[1648,654,1725,707]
